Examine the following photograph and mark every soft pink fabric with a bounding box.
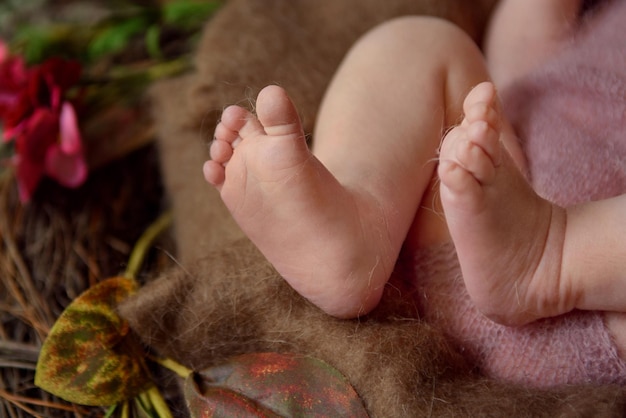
[504,0,626,206]
[412,0,626,387]
[411,244,626,387]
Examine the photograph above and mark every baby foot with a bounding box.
[438,82,571,326]
[204,86,391,318]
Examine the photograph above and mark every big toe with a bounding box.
[464,82,497,110]
[462,82,499,129]
[255,85,305,138]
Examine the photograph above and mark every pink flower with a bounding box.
[0,41,87,202]
[0,44,28,126]
[45,102,87,188]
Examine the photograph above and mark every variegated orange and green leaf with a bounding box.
[35,276,152,406]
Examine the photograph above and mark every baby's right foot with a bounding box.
[438,82,571,326]
[203,86,393,318]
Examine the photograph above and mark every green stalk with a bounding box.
[123,211,176,417]
[146,385,174,418]
[104,404,118,418]
[124,211,173,280]
[152,356,193,379]
[121,401,130,418]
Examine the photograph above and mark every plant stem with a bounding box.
[124,211,173,280]
[81,57,191,86]
[152,357,192,379]
[121,401,129,418]
[146,385,173,418]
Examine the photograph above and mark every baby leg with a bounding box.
[484,0,582,88]
[205,17,495,318]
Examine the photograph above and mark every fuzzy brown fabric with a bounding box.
[120,0,626,416]
[121,238,626,416]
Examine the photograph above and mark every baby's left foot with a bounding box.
[438,82,571,326]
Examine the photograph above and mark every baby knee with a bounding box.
[366,15,473,50]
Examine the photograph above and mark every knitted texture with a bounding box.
[411,244,626,387]
[503,0,626,207]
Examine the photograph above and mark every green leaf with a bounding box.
[162,0,221,30]
[185,352,370,417]
[144,25,162,60]
[88,17,149,61]
[104,404,118,418]
[35,277,153,406]
[11,26,54,64]
[10,23,90,64]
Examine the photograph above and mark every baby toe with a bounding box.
[210,139,234,164]
[462,82,500,128]
[255,85,303,136]
[466,120,502,168]
[214,122,241,145]
[220,105,266,141]
[438,159,483,205]
[220,105,251,131]
[455,134,496,184]
[203,160,226,188]
[463,102,500,131]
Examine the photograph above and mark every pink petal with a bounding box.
[59,102,82,154]
[2,122,22,142]
[49,84,61,110]
[0,40,8,63]
[44,144,88,188]
[13,154,43,203]
[16,108,58,161]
